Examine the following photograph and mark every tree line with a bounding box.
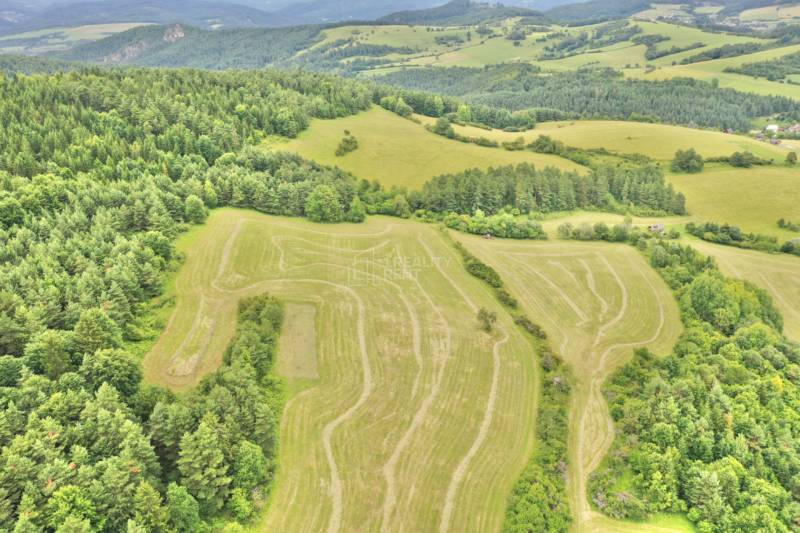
[415,163,686,218]
[375,65,800,131]
[590,238,800,532]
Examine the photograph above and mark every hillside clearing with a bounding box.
[459,235,683,533]
[144,208,540,532]
[265,106,585,190]
[740,4,800,21]
[667,165,800,238]
[689,237,800,342]
[627,43,800,98]
[415,117,788,161]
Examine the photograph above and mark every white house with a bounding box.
[765,124,780,133]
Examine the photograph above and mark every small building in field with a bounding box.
[765,124,781,134]
[648,223,665,233]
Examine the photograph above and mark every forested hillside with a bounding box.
[378,0,546,25]
[377,65,800,131]
[57,24,325,69]
[0,66,374,531]
[590,240,800,532]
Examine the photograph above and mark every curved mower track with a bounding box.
[457,235,683,533]
[143,208,539,532]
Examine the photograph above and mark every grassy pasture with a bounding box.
[266,106,585,190]
[145,208,540,532]
[739,4,800,21]
[689,237,800,341]
[459,234,684,533]
[667,164,800,238]
[627,43,800,98]
[0,23,148,54]
[415,116,787,161]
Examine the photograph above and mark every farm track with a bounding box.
[143,209,539,532]
[458,236,683,533]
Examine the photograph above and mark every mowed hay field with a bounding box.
[416,116,787,161]
[627,43,800,99]
[144,208,540,532]
[458,235,684,533]
[267,106,585,189]
[668,165,800,238]
[690,238,800,342]
[739,4,800,21]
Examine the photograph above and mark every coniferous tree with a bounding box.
[177,416,232,513]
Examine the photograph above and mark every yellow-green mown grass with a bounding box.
[145,208,540,532]
[739,4,800,21]
[416,116,788,162]
[458,233,684,533]
[265,106,585,190]
[627,43,800,99]
[667,164,800,238]
[689,237,800,342]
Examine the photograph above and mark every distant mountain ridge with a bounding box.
[379,0,545,25]
[53,22,325,68]
[0,0,293,35]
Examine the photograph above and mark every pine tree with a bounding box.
[73,308,122,355]
[177,416,232,512]
[166,483,202,532]
[133,481,169,532]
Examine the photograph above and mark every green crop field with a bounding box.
[144,208,540,532]
[689,237,800,342]
[266,106,585,190]
[628,43,800,98]
[416,116,788,161]
[668,165,800,238]
[459,234,684,533]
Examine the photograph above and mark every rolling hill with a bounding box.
[56,22,324,67]
[0,0,291,35]
[378,0,546,25]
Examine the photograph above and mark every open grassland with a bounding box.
[689,237,800,341]
[416,116,787,161]
[627,43,800,98]
[266,106,585,190]
[309,19,766,74]
[459,234,684,533]
[668,164,800,238]
[0,23,148,54]
[145,208,540,532]
[740,4,800,21]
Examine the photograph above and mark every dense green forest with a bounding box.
[589,240,800,532]
[376,65,800,131]
[417,163,686,217]
[0,66,376,530]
